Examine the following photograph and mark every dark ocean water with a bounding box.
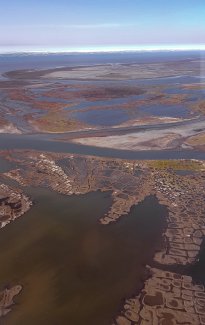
[0,50,204,75]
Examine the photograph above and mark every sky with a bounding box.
[0,0,205,51]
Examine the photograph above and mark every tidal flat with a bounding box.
[0,52,204,153]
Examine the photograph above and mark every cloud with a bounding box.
[62,23,123,28]
[0,23,136,30]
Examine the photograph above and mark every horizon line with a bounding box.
[0,44,205,54]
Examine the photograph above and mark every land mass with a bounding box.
[0,53,205,323]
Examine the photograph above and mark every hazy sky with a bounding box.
[0,0,204,50]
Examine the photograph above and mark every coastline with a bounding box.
[0,51,204,323]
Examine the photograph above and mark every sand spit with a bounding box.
[72,118,205,151]
[0,124,21,134]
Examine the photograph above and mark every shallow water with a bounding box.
[174,170,196,176]
[190,239,205,285]
[0,157,17,173]
[137,103,192,119]
[0,134,205,160]
[0,51,202,75]
[0,188,167,325]
[72,107,129,126]
[165,87,205,96]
